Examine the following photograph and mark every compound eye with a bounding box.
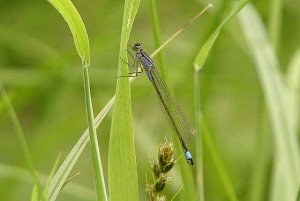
[135,42,141,48]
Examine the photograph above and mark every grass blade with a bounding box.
[83,66,107,201]
[201,117,239,201]
[194,72,205,201]
[48,0,90,66]
[31,183,39,201]
[0,163,95,200]
[148,0,167,81]
[0,83,41,198]
[47,0,107,200]
[151,4,212,58]
[42,153,61,200]
[268,0,283,50]
[286,49,300,135]
[238,4,300,201]
[193,0,249,71]
[247,106,272,201]
[47,95,114,201]
[193,1,249,200]
[108,0,140,200]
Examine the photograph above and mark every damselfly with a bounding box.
[124,43,196,166]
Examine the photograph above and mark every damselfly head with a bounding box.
[133,42,142,52]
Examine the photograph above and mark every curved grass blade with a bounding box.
[193,0,249,71]
[200,117,239,201]
[42,153,61,200]
[0,163,95,200]
[47,97,114,201]
[238,4,300,201]
[31,183,39,201]
[0,83,41,198]
[48,0,90,66]
[193,0,249,200]
[47,0,107,200]
[286,49,300,136]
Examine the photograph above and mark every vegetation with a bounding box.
[0,0,299,200]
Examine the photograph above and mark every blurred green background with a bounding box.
[1,0,300,200]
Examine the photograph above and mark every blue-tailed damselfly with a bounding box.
[124,43,196,166]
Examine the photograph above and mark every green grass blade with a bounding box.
[238,4,300,201]
[286,49,300,135]
[0,83,41,198]
[247,106,272,201]
[148,0,167,81]
[193,1,249,200]
[48,0,90,66]
[83,66,108,201]
[268,0,283,50]
[200,117,239,201]
[193,0,249,71]
[31,183,39,201]
[47,0,107,200]
[47,96,114,201]
[0,163,95,200]
[150,4,212,59]
[194,72,205,201]
[42,153,61,200]
[108,0,140,200]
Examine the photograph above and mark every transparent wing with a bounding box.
[149,66,196,142]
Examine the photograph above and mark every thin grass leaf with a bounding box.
[108,0,140,200]
[238,4,300,201]
[83,66,108,201]
[48,0,90,66]
[151,4,212,58]
[268,0,283,50]
[0,163,95,200]
[42,153,61,200]
[170,185,184,201]
[286,49,300,135]
[47,96,114,201]
[200,117,239,201]
[247,106,272,201]
[61,172,80,190]
[148,0,168,81]
[47,0,107,200]
[0,83,41,198]
[31,183,39,201]
[193,0,249,71]
[194,72,205,201]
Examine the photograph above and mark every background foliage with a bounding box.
[0,0,300,200]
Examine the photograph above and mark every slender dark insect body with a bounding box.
[129,42,195,166]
